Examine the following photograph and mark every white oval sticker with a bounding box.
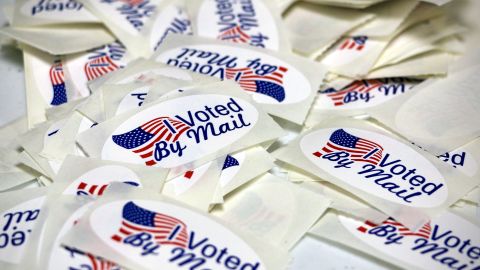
[317,79,419,110]
[197,0,279,50]
[65,41,129,97]
[62,165,142,197]
[21,0,97,22]
[102,94,258,168]
[338,212,480,270]
[156,45,311,104]
[0,196,45,264]
[90,200,265,269]
[300,128,448,207]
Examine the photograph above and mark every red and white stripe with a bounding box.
[327,80,383,106]
[77,182,109,196]
[217,25,251,43]
[49,60,65,85]
[86,253,118,270]
[357,218,432,239]
[134,117,190,166]
[313,138,383,165]
[225,66,287,92]
[84,56,120,81]
[111,213,189,248]
[339,37,366,51]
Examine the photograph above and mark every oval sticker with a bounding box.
[156,44,311,104]
[0,196,45,264]
[317,79,419,110]
[90,200,265,269]
[62,165,142,197]
[300,128,448,207]
[102,94,258,168]
[21,0,97,22]
[338,212,480,270]
[196,0,280,50]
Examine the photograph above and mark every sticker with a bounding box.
[300,128,448,207]
[150,4,192,51]
[322,36,371,67]
[82,0,156,35]
[156,44,311,104]
[29,54,68,106]
[46,203,121,270]
[66,41,129,96]
[102,94,258,168]
[196,0,279,50]
[20,0,97,23]
[438,149,479,177]
[116,87,150,116]
[62,165,142,197]
[0,196,45,264]
[339,212,480,270]
[317,78,420,110]
[219,152,245,187]
[91,199,265,269]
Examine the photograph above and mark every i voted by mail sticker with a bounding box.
[156,44,311,105]
[90,199,265,269]
[300,127,448,207]
[339,211,480,270]
[102,94,258,168]
[194,0,281,50]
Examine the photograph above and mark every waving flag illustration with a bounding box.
[339,36,368,51]
[84,55,120,81]
[225,66,288,102]
[86,253,120,270]
[49,59,67,106]
[217,25,251,44]
[183,155,239,179]
[76,181,139,196]
[111,201,189,248]
[357,218,432,239]
[112,117,191,166]
[313,129,384,165]
[327,79,382,106]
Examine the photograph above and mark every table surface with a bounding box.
[0,2,398,269]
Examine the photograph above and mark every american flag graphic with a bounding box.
[112,117,191,166]
[84,56,120,81]
[222,155,240,170]
[217,25,251,44]
[357,218,432,239]
[183,155,239,179]
[312,129,384,165]
[86,253,120,270]
[225,66,288,102]
[326,79,382,106]
[111,201,189,248]
[49,59,67,106]
[339,36,368,51]
[76,181,139,196]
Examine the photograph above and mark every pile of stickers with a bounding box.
[0,0,479,269]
